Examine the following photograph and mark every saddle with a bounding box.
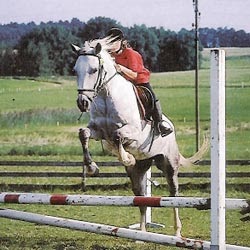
[133,85,155,121]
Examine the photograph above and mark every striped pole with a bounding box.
[0,192,248,210]
[0,208,249,250]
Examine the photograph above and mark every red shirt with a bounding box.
[114,48,150,84]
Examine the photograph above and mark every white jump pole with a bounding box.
[0,208,249,250]
[210,49,226,250]
[0,208,210,249]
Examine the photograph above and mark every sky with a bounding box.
[0,0,250,32]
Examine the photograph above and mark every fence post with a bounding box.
[146,168,152,224]
[210,49,226,250]
[145,168,164,228]
[81,165,86,191]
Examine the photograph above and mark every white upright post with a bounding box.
[145,168,164,228]
[146,168,152,224]
[210,49,226,250]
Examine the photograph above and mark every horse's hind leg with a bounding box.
[79,128,99,176]
[125,159,152,231]
[167,162,182,237]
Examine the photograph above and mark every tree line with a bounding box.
[0,17,249,76]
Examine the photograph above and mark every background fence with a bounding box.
[0,160,249,192]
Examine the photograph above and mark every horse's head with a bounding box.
[72,42,104,112]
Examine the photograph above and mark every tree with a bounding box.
[3,18,249,76]
[152,27,178,72]
[78,17,121,42]
[16,26,80,76]
[128,25,159,71]
[0,48,18,75]
[177,29,196,71]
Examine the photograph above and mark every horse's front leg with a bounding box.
[79,128,99,176]
[113,131,136,167]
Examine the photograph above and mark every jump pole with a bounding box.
[210,49,226,249]
[0,208,210,249]
[1,208,249,250]
[0,192,248,210]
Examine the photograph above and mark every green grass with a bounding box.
[0,78,76,112]
[0,84,249,159]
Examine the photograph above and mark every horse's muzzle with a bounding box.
[77,94,90,112]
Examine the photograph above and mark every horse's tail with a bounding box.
[180,134,209,167]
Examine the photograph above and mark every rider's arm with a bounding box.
[115,63,138,81]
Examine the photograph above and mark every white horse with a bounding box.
[72,38,207,237]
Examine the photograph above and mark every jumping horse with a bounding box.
[72,38,207,237]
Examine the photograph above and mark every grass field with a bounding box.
[0,47,249,249]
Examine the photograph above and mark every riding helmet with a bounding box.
[107,28,124,41]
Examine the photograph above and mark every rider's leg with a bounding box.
[153,100,173,137]
[140,83,173,137]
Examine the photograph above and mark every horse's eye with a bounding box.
[89,68,98,74]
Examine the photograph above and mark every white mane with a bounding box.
[87,37,114,51]
[82,37,117,65]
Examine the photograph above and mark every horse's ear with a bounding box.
[95,43,102,55]
[71,44,81,54]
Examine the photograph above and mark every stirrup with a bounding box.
[158,121,173,137]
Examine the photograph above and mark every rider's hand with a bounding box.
[115,63,122,73]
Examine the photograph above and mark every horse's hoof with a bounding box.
[176,233,182,238]
[135,240,145,244]
[93,167,99,176]
[86,162,99,176]
[123,155,136,167]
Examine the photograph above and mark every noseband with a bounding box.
[77,53,117,98]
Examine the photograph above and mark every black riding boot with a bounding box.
[153,100,173,137]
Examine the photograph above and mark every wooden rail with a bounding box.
[0,160,250,166]
[0,171,249,178]
[0,160,249,192]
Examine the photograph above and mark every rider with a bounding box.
[107,28,173,137]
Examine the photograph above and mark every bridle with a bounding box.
[77,53,118,99]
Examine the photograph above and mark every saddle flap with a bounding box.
[133,85,154,120]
